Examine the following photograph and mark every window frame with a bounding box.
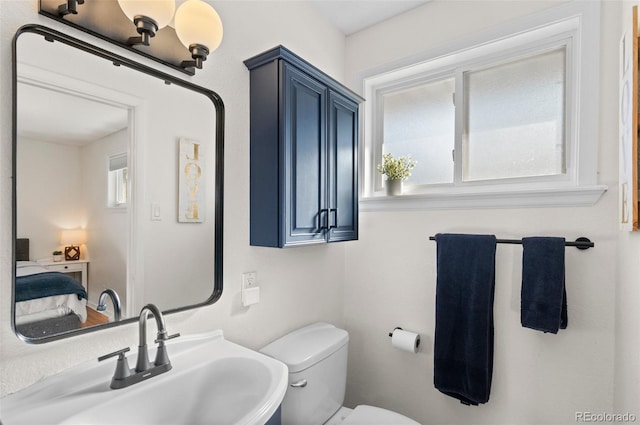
[107,152,129,209]
[360,2,606,210]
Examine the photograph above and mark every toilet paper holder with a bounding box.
[388,327,421,348]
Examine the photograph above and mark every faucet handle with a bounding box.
[98,347,132,382]
[98,347,130,362]
[155,332,180,343]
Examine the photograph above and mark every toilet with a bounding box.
[260,322,420,425]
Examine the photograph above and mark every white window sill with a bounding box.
[359,185,608,211]
[107,206,128,213]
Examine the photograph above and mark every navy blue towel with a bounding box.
[521,237,567,333]
[434,233,497,406]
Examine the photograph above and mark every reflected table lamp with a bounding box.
[60,229,86,261]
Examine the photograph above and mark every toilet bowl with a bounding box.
[326,405,419,425]
[260,322,420,425]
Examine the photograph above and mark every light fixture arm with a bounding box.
[57,0,85,17]
[126,15,159,47]
[181,44,210,70]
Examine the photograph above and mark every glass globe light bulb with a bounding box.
[117,0,176,29]
[175,0,223,52]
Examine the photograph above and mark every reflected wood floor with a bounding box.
[82,308,110,328]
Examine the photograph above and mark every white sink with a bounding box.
[0,330,288,425]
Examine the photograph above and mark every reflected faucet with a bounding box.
[96,289,122,321]
[98,303,179,389]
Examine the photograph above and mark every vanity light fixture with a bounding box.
[58,0,84,17]
[117,0,176,47]
[40,0,223,75]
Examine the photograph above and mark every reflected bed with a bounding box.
[15,239,88,336]
[15,261,88,325]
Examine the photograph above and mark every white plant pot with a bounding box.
[385,179,403,196]
[53,254,63,262]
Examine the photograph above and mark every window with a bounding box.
[374,45,569,192]
[463,47,566,182]
[361,2,606,210]
[108,153,128,208]
[382,77,455,185]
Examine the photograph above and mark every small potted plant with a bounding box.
[52,250,63,262]
[377,153,417,196]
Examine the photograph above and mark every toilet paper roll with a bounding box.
[391,328,420,353]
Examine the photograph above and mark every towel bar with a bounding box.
[428,236,594,250]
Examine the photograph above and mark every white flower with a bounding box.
[376,153,417,181]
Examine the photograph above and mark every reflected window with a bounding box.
[108,153,128,208]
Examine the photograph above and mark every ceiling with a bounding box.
[309,0,430,35]
[16,33,129,146]
[17,83,128,146]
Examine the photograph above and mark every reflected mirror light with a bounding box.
[12,25,224,343]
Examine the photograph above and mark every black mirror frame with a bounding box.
[11,24,224,344]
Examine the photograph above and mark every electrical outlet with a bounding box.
[242,272,257,290]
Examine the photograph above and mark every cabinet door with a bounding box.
[282,63,328,246]
[327,91,359,242]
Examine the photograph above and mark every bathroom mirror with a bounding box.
[12,25,224,343]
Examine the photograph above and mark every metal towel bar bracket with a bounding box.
[428,236,594,250]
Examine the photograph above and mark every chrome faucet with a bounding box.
[96,289,122,321]
[98,303,179,389]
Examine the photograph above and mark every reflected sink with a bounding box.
[1,331,288,425]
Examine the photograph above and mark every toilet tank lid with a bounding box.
[260,322,349,373]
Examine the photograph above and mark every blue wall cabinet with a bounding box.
[245,46,363,247]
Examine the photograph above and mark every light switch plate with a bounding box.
[151,203,161,221]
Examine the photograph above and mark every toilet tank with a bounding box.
[260,323,349,425]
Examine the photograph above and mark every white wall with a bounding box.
[615,231,640,413]
[614,1,640,414]
[81,129,128,310]
[137,82,217,312]
[0,0,347,396]
[16,137,83,260]
[614,229,640,412]
[342,1,625,423]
